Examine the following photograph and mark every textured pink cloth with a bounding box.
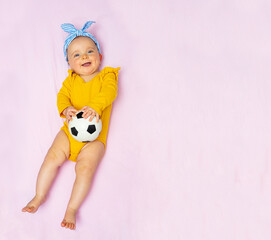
[1,0,271,239]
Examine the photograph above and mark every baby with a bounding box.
[22,21,120,230]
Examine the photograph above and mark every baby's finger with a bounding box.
[71,110,77,115]
[84,110,93,119]
[67,109,75,117]
[96,113,99,123]
[89,114,95,122]
[69,113,76,119]
[80,106,89,113]
[82,110,90,118]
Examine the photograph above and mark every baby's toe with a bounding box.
[61,220,66,227]
[22,207,27,212]
[70,223,75,230]
[25,206,34,213]
[29,206,36,213]
[70,223,76,230]
[23,206,31,212]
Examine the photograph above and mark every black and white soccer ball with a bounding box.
[68,111,102,142]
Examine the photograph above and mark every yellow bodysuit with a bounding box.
[57,67,120,162]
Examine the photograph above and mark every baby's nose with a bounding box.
[82,54,88,59]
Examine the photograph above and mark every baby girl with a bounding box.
[22,21,120,230]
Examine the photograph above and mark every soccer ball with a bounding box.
[68,111,102,142]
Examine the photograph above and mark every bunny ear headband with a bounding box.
[61,21,101,61]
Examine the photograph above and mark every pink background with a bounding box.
[1,0,271,239]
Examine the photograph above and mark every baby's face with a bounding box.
[67,37,102,77]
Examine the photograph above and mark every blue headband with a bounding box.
[61,21,101,61]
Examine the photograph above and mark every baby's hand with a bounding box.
[63,106,77,122]
[79,106,100,123]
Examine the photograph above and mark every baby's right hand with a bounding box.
[63,106,77,122]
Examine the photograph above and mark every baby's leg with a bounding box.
[22,130,70,213]
[61,141,104,230]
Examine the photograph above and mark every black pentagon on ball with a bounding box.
[71,127,78,136]
[87,124,96,134]
[76,111,84,119]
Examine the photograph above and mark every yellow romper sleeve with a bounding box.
[87,67,120,116]
[57,70,73,118]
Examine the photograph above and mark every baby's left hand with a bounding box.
[79,106,100,123]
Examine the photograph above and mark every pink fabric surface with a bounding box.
[1,0,271,239]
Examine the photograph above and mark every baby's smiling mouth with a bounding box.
[82,62,91,67]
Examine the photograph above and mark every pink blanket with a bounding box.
[1,0,271,239]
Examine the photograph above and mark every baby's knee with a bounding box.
[75,162,96,176]
[45,146,67,166]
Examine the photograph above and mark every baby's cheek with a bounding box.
[75,59,82,66]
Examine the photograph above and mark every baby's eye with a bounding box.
[88,50,93,54]
[74,54,80,58]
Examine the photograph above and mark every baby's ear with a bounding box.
[99,54,103,62]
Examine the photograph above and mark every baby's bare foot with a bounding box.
[22,195,46,213]
[61,208,77,230]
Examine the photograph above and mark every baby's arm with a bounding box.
[79,70,119,122]
[86,71,119,116]
[57,74,75,119]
